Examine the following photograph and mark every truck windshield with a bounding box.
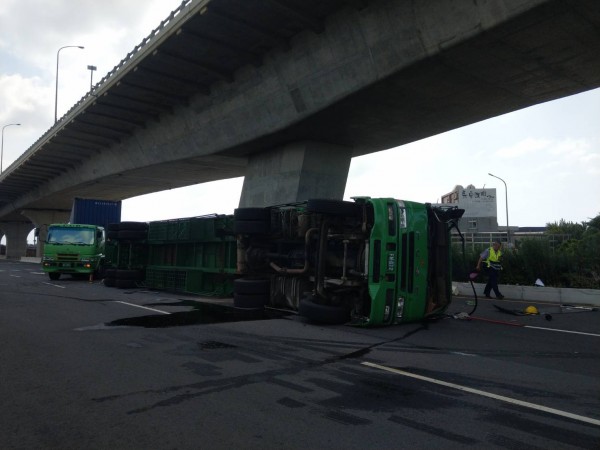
[47,228,95,245]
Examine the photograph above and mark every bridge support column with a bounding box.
[0,222,34,259]
[239,141,352,207]
[21,210,71,258]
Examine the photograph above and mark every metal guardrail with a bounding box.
[452,232,571,249]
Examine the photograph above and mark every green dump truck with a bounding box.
[42,223,106,280]
[234,197,464,325]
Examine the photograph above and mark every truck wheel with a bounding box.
[94,266,106,280]
[105,268,117,278]
[117,230,148,240]
[234,208,270,221]
[234,278,270,295]
[234,220,269,234]
[48,272,61,281]
[298,295,350,324]
[306,199,361,216]
[116,269,145,281]
[233,293,268,309]
[118,221,149,231]
[115,278,136,289]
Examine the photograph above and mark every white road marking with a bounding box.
[450,352,476,357]
[9,275,22,278]
[361,361,600,427]
[42,282,65,289]
[524,326,600,338]
[114,301,170,315]
[30,272,46,275]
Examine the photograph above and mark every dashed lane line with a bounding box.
[114,301,170,315]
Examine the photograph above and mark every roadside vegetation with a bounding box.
[452,213,600,289]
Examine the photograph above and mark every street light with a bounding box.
[55,45,84,123]
[1,123,21,173]
[87,65,97,91]
[489,172,510,245]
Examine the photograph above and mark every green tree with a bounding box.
[546,219,585,240]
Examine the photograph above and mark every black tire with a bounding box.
[115,278,137,289]
[233,293,268,309]
[117,230,148,240]
[306,199,361,216]
[94,265,106,280]
[234,220,270,234]
[107,230,119,240]
[118,221,149,231]
[105,268,117,278]
[234,278,270,295]
[104,277,116,287]
[234,207,270,221]
[48,272,60,281]
[116,269,145,281]
[106,223,121,232]
[298,295,350,324]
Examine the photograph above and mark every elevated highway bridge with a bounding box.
[1,0,599,257]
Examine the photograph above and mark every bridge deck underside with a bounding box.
[0,0,598,220]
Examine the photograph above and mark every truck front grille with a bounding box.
[57,254,79,262]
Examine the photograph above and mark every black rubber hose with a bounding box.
[448,219,478,316]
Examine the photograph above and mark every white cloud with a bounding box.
[495,137,551,158]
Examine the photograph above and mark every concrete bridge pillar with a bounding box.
[239,141,352,207]
[21,210,71,257]
[0,221,34,259]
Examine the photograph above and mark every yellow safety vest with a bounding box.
[486,247,502,269]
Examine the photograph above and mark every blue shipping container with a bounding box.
[70,198,122,228]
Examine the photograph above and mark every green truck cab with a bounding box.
[234,197,464,326]
[42,224,106,281]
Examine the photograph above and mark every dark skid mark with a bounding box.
[389,415,479,445]
[199,341,237,350]
[484,409,600,448]
[486,433,545,450]
[106,302,289,328]
[324,410,371,426]
[277,397,307,409]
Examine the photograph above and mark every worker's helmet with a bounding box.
[524,305,539,315]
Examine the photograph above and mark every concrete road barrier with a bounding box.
[455,282,600,307]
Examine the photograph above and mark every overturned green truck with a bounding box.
[234,198,463,325]
[107,198,464,326]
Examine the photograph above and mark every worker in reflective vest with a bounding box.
[476,240,504,299]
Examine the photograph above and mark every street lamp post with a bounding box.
[489,172,510,245]
[55,45,84,123]
[87,65,97,91]
[1,123,21,173]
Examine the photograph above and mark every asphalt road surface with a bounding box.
[1,259,599,449]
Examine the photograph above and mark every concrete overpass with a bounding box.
[1,0,599,257]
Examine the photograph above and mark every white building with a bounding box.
[440,184,498,232]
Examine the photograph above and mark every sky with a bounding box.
[1,0,599,244]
